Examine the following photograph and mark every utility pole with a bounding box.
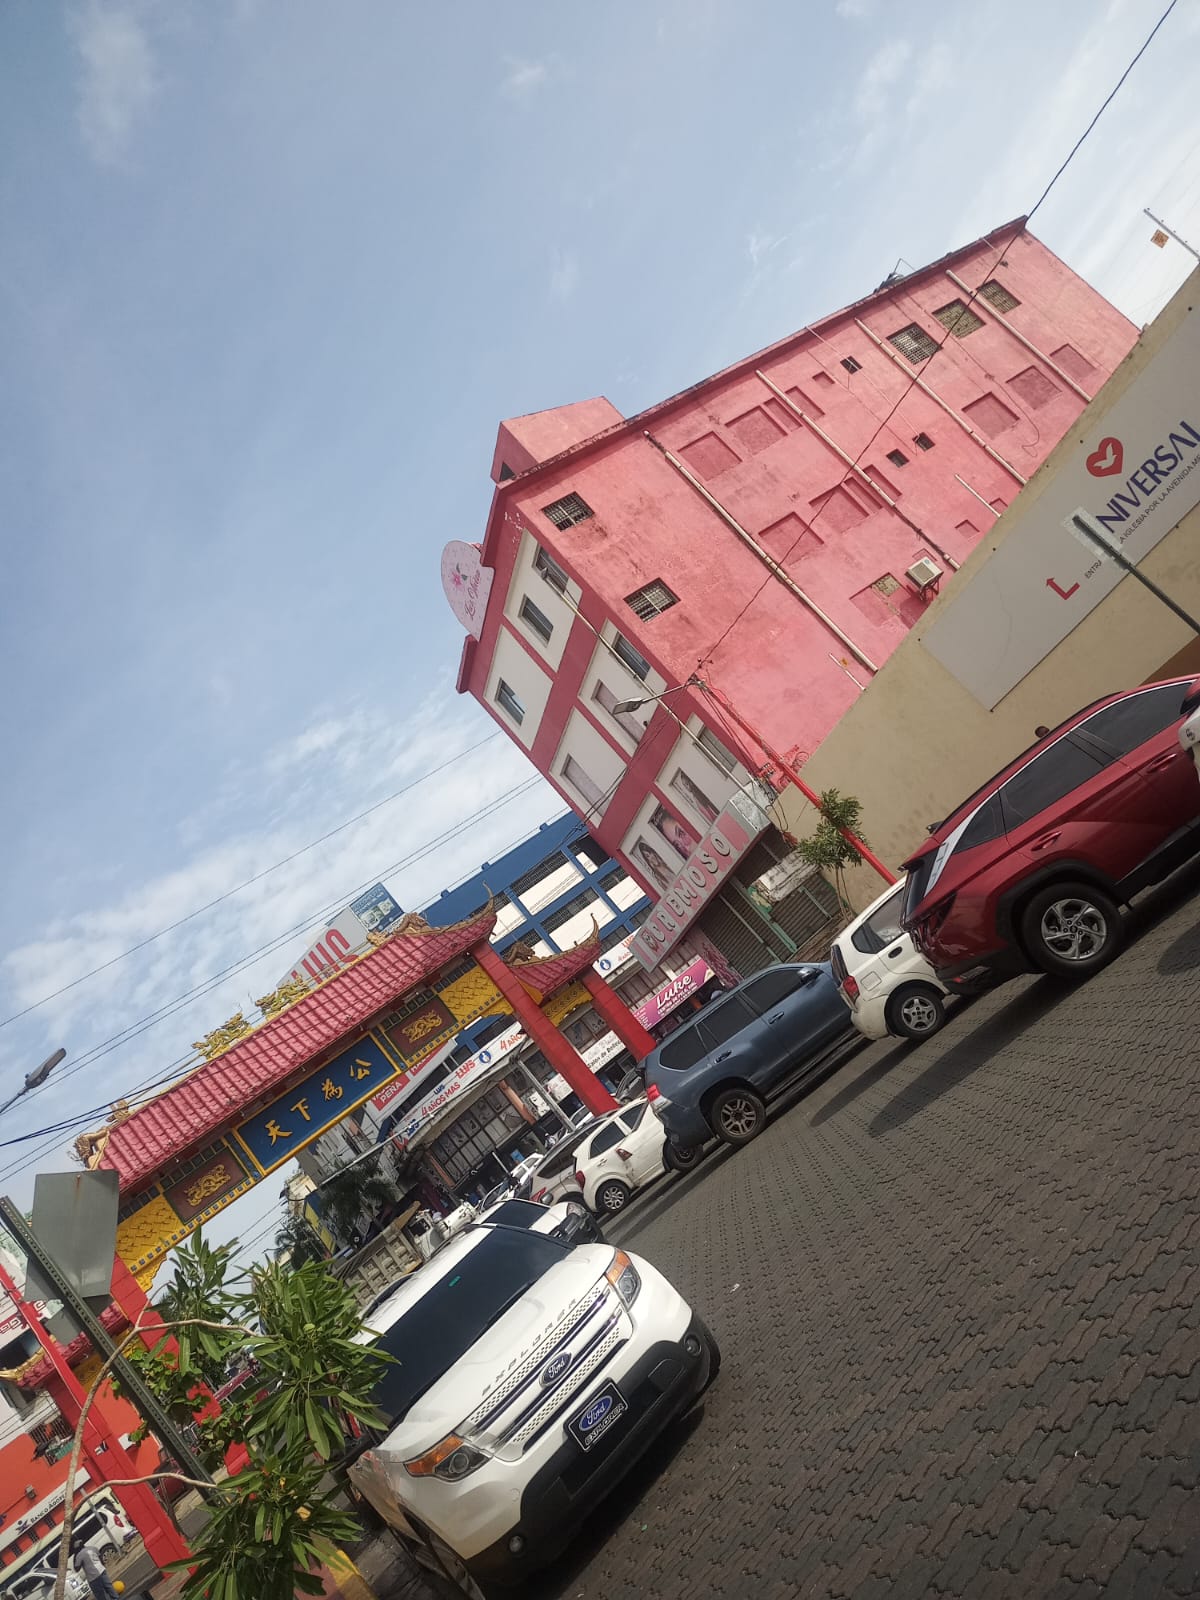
[0,1199,217,1513]
[689,677,898,887]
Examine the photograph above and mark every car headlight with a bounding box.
[403,1434,489,1481]
[605,1248,642,1308]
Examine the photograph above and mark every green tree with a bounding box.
[317,1158,395,1251]
[791,788,872,910]
[53,1233,390,1600]
[274,1211,327,1268]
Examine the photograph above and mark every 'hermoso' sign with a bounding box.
[630,792,767,970]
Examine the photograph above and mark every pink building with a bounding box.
[445,221,1138,977]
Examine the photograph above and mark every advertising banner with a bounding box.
[923,304,1200,708]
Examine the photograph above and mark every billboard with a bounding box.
[279,882,403,987]
[923,303,1200,709]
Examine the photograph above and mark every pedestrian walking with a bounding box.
[74,1539,120,1600]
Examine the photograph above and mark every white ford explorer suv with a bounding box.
[347,1221,719,1595]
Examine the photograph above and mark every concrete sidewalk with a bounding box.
[144,1530,439,1600]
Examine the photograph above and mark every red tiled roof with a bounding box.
[95,910,496,1193]
[18,1304,129,1393]
[510,927,601,1003]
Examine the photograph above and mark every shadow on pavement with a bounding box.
[520,1406,708,1600]
[608,1146,738,1242]
[809,1039,910,1127]
[860,855,1200,1137]
[867,976,1073,1136]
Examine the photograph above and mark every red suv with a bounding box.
[901,676,1200,991]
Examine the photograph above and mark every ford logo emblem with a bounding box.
[579,1395,612,1431]
[540,1352,571,1388]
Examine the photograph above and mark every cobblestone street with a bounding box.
[525,861,1200,1599]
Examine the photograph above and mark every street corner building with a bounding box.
[442,219,1139,972]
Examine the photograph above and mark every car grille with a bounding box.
[462,1284,625,1458]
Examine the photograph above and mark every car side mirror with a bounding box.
[801,967,819,984]
[1181,684,1200,715]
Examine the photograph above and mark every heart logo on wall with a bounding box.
[1085,437,1123,477]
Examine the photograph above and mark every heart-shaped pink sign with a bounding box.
[1086,437,1123,477]
[441,541,494,639]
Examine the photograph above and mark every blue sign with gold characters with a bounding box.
[233,1032,399,1174]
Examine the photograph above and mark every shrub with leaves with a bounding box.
[112,1233,391,1600]
[791,788,872,908]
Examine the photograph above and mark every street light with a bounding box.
[614,679,896,886]
[0,1049,65,1118]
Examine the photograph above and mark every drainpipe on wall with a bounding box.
[642,432,880,675]
[754,370,961,573]
[852,318,1028,487]
[943,269,1093,403]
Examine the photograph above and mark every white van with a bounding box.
[830,880,949,1042]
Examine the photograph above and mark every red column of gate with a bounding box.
[579,969,659,1061]
[471,943,617,1117]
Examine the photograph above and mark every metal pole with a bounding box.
[0,1199,215,1495]
[690,677,898,887]
[1145,209,1200,263]
[1069,514,1200,635]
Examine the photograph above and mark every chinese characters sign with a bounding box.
[165,1147,250,1225]
[388,996,457,1063]
[233,1033,399,1174]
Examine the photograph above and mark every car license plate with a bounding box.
[568,1381,628,1451]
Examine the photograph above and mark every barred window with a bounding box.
[542,492,593,529]
[887,324,939,363]
[932,300,985,338]
[625,580,678,621]
[978,280,1020,313]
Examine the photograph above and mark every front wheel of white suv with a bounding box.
[428,1532,492,1600]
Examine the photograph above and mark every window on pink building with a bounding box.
[933,300,984,338]
[562,755,608,815]
[593,681,645,743]
[542,492,593,530]
[979,280,1021,314]
[625,580,678,621]
[888,324,938,363]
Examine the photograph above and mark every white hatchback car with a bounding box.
[573,1099,666,1217]
[830,880,949,1042]
[347,1225,719,1595]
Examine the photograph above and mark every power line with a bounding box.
[696,0,1182,674]
[0,731,504,1032]
[0,778,551,1180]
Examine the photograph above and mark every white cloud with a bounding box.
[853,39,912,122]
[550,247,580,301]
[0,690,560,1235]
[835,0,874,18]
[500,56,549,99]
[747,231,784,268]
[69,0,160,167]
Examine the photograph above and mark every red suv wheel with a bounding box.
[1018,880,1123,978]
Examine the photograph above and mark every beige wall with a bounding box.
[780,268,1200,910]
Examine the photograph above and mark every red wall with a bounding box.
[0,1390,160,1568]
[462,226,1139,887]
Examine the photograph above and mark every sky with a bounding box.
[0,0,1197,1267]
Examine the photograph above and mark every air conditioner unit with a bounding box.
[906,556,943,592]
